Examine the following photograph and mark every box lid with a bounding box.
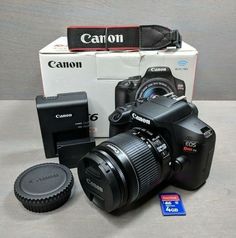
[39,37,198,55]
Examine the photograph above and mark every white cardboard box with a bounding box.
[39,37,198,137]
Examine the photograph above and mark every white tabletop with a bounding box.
[0,100,235,238]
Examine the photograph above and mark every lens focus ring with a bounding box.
[109,132,162,198]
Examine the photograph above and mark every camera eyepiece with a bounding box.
[78,128,171,212]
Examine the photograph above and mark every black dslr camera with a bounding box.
[115,66,185,108]
[78,93,216,212]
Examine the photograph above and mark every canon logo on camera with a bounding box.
[55,113,73,119]
[48,61,82,68]
[132,113,151,125]
[81,33,124,44]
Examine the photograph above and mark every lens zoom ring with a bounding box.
[109,133,161,197]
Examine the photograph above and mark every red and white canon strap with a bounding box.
[67,25,182,52]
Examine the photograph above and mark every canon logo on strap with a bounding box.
[55,113,73,119]
[81,33,124,44]
[132,113,151,125]
[48,61,82,68]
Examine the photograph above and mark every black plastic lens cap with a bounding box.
[78,153,124,212]
[14,163,74,213]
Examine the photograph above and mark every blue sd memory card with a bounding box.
[159,193,186,216]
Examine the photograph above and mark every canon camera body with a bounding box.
[78,94,216,212]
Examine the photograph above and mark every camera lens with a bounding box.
[78,128,171,212]
[142,87,168,98]
[136,78,176,99]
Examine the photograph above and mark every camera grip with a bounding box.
[115,86,131,108]
[115,79,140,108]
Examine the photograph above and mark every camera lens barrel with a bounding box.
[135,78,176,99]
[78,128,171,212]
[108,132,161,198]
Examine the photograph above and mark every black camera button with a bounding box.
[112,112,122,121]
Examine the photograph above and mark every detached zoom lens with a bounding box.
[78,128,171,212]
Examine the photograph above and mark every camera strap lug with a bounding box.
[168,30,182,48]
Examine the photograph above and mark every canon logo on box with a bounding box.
[48,61,82,68]
[150,67,167,72]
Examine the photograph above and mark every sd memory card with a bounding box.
[159,193,186,216]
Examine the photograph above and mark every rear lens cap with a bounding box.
[14,163,74,213]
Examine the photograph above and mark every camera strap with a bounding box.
[67,25,182,51]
